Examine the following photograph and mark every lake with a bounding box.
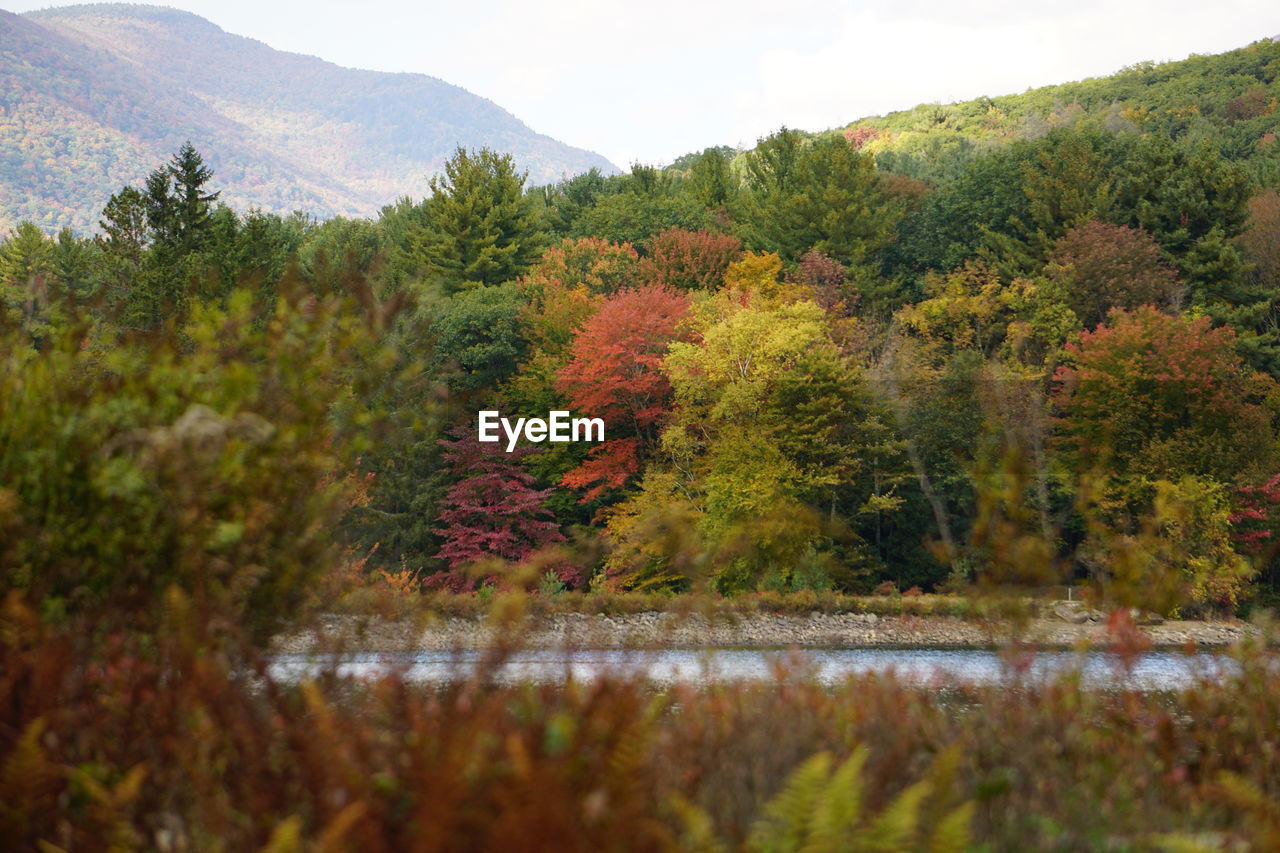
[269,646,1249,690]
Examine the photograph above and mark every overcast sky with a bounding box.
[7,0,1280,168]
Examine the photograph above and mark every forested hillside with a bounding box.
[835,36,1280,187]
[0,4,616,232]
[5,33,1280,618]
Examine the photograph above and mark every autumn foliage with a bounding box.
[431,427,564,586]
[635,227,742,291]
[557,284,691,500]
[1047,219,1182,328]
[1054,306,1277,484]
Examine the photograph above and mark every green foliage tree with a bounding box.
[980,129,1120,277]
[162,141,220,256]
[685,146,738,208]
[0,222,55,344]
[533,168,609,236]
[744,134,901,268]
[571,191,716,247]
[1113,138,1256,337]
[427,281,528,392]
[411,146,544,291]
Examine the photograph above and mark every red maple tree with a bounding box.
[557,284,691,500]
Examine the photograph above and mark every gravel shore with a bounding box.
[274,611,1260,653]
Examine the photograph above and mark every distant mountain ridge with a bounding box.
[0,4,618,232]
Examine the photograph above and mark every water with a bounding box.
[269,647,1245,690]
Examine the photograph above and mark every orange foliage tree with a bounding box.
[635,228,742,291]
[556,284,691,500]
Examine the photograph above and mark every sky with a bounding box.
[7,0,1280,168]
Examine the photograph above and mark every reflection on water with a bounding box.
[269,647,1246,690]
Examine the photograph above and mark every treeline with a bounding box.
[3,117,1280,616]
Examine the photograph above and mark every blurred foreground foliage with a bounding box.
[0,277,404,645]
[2,592,1280,851]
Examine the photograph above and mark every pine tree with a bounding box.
[0,222,53,336]
[413,147,544,292]
[143,142,219,256]
[744,134,900,267]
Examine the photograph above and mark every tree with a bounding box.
[95,144,223,332]
[1054,306,1278,493]
[743,126,805,197]
[504,237,638,412]
[788,250,857,315]
[0,223,54,341]
[427,282,527,392]
[557,284,691,500]
[981,129,1119,277]
[635,228,742,291]
[140,142,220,257]
[571,192,716,246]
[431,426,565,588]
[533,168,608,235]
[96,187,149,322]
[1045,219,1182,329]
[685,146,738,208]
[745,134,901,268]
[165,141,220,256]
[661,291,903,591]
[1113,137,1251,306]
[413,147,544,291]
[1240,189,1280,293]
[50,228,97,300]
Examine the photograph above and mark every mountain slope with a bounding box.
[836,38,1280,184]
[0,4,617,232]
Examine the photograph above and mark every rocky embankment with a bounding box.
[275,606,1259,653]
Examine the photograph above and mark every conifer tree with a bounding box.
[165,141,220,255]
[743,133,900,267]
[414,146,544,291]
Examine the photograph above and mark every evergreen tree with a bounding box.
[744,126,805,196]
[749,134,901,267]
[50,228,97,299]
[166,141,220,255]
[686,147,737,208]
[0,223,53,338]
[533,168,608,236]
[1113,137,1250,301]
[413,146,544,291]
[980,129,1119,277]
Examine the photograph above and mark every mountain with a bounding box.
[0,4,618,232]
[833,38,1280,185]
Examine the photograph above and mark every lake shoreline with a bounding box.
[275,611,1261,654]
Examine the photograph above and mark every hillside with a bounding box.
[836,37,1280,185]
[0,4,617,232]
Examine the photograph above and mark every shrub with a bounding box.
[0,287,393,644]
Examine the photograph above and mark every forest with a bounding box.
[4,35,1280,619]
[5,32,1280,853]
